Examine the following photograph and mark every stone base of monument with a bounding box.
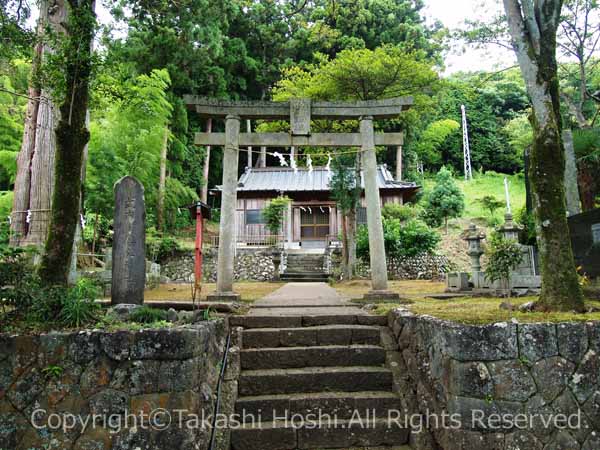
[109,304,143,321]
[362,290,401,301]
[206,292,241,302]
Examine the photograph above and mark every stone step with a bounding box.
[242,325,381,348]
[235,391,402,421]
[230,419,410,450]
[239,366,393,396]
[279,277,330,283]
[241,345,386,370]
[281,271,327,276]
[230,314,387,329]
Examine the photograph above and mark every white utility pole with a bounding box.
[461,104,473,181]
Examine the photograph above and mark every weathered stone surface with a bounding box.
[88,388,128,415]
[569,349,600,404]
[387,310,598,450]
[438,322,518,361]
[505,431,543,450]
[111,176,146,305]
[545,430,579,450]
[557,322,588,363]
[0,321,227,450]
[519,323,559,363]
[488,360,537,401]
[582,391,600,430]
[531,356,575,402]
[446,361,493,398]
[582,431,600,450]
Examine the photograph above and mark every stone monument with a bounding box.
[112,176,146,305]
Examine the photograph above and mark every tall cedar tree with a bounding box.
[503,0,585,311]
[39,0,95,284]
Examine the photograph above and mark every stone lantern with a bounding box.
[498,213,521,242]
[464,224,485,273]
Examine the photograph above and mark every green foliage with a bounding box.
[357,218,440,260]
[407,71,528,174]
[58,279,101,328]
[262,197,291,236]
[475,195,505,219]
[330,156,360,214]
[129,306,167,324]
[504,113,533,157]
[381,203,418,222]
[484,233,524,286]
[515,206,537,246]
[87,69,173,222]
[42,365,64,380]
[415,119,460,166]
[424,167,465,228]
[146,228,182,262]
[0,245,37,311]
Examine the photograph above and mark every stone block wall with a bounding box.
[0,321,228,450]
[388,308,600,450]
[162,249,276,283]
[356,254,453,281]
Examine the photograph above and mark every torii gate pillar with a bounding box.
[207,114,241,302]
[361,117,389,292]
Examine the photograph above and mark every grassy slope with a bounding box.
[421,171,527,220]
[420,171,527,272]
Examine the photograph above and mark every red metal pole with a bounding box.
[194,205,204,295]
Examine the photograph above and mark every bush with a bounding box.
[484,233,524,290]
[262,196,291,235]
[0,246,38,312]
[357,218,440,260]
[424,166,465,230]
[146,228,182,261]
[515,206,536,245]
[381,203,416,222]
[58,279,101,327]
[129,306,168,323]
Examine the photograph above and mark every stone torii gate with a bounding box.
[185,96,413,301]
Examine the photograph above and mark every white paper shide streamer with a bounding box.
[307,154,313,175]
[290,152,298,173]
[325,153,332,180]
[273,152,288,167]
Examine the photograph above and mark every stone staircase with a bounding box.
[281,253,328,283]
[229,314,411,450]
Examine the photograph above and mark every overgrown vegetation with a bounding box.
[357,216,440,261]
[484,233,524,295]
[423,167,465,232]
[262,196,291,236]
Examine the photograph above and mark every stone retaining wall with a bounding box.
[162,249,275,283]
[388,308,600,450]
[0,321,228,450]
[356,254,452,281]
[164,249,451,283]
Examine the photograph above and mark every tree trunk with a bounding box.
[395,145,402,181]
[10,0,64,248]
[346,207,357,280]
[157,125,169,230]
[341,215,349,279]
[503,0,585,311]
[201,118,212,203]
[39,0,96,285]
